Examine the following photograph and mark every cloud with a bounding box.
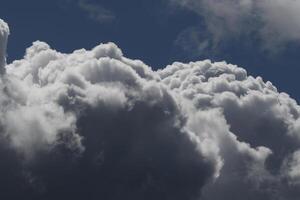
[1,19,300,199]
[0,19,9,71]
[78,0,115,24]
[174,26,213,58]
[159,61,300,199]
[169,0,300,51]
[0,38,216,199]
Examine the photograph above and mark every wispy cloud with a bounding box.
[169,0,300,53]
[174,26,213,59]
[78,0,115,24]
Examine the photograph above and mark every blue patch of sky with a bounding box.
[1,0,300,101]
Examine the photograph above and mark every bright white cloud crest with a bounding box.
[1,19,300,199]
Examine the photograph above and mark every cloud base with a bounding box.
[0,19,300,200]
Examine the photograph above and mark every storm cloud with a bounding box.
[1,19,300,199]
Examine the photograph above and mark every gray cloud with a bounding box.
[1,19,300,199]
[159,61,300,199]
[0,26,216,199]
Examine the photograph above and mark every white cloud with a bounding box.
[78,0,115,24]
[1,19,300,199]
[170,0,300,51]
[0,19,9,71]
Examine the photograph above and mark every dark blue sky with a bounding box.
[1,0,300,101]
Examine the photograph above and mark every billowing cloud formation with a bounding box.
[170,0,300,50]
[160,61,300,199]
[1,19,300,199]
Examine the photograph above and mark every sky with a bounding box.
[1,0,300,101]
[2,1,300,200]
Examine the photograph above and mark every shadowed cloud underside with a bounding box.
[0,19,300,200]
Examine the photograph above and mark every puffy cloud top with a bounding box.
[0,19,300,199]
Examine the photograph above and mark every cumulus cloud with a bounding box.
[0,19,9,71]
[1,19,300,199]
[169,0,300,51]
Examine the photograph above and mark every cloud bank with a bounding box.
[170,0,300,51]
[1,19,300,199]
